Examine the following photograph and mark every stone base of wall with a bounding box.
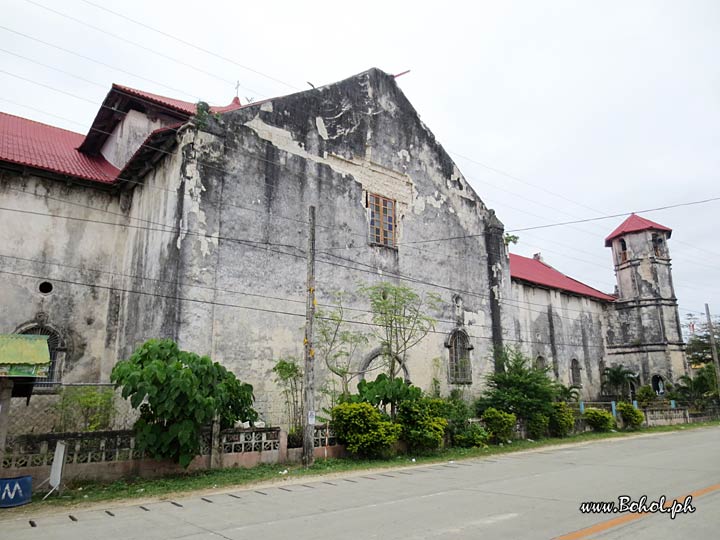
[644,408,689,427]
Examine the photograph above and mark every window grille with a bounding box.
[448,330,472,384]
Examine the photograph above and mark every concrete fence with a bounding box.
[0,424,343,487]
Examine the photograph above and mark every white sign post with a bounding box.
[39,441,66,500]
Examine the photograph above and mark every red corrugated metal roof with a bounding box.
[604,213,672,247]
[509,253,616,302]
[0,112,119,184]
[112,84,243,115]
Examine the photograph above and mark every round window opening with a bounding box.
[39,281,54,294]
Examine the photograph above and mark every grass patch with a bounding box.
[14,419,720,510]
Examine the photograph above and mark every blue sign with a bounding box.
[0,476,32,508]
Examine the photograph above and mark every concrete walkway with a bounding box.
[2,427,719,539]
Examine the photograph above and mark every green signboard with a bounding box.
[0,335,50,378]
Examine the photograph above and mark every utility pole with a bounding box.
[704,304,720,399]
[302,206,316,467]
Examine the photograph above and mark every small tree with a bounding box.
[475,347,557,422]
[111,339,257,467]
[601,365,637,400]
[272,358,304,445]
[359,282,440,416]
[314,293,368,399]
[676,365,718,411]
[684,315,720,366]
[54,387,115,432]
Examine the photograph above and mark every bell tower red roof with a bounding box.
[604,213,672,247]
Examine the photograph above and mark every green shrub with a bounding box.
[475,348,557,422]
[330,402,401,458]
[396,398,448,452]
[548,402,576,437]
[481,407,516,443]
[452,423,490,448]
[583,408,616,432]
[636,385,657,409]
[617,402,644,430]
[527,412,549,439]
[54,386,115,432]
[111,339,257,468]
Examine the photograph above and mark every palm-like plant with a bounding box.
[601,365,637,400]
[555,383,581,402]
[676,373,712,411]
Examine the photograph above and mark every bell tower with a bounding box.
[604,214,687,387]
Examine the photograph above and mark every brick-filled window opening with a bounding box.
[369,193,396,247]
[448,330,472,384]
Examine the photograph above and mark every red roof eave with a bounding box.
[0,112,119,184]
[509,253,616,302]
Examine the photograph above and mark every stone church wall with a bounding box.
[510,281,609,400]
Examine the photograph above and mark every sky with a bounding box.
[1,0,719,324]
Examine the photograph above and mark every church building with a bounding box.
[0,68,686,424]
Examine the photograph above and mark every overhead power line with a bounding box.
[78,0,300,92]
[400,197,720,245]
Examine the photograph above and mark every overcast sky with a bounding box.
[2,0,718,324]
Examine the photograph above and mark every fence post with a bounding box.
[579,401,585,414]
[279,430,288,464]
[209,414,221,469]
[611,401,617,418]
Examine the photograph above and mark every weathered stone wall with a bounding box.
[0,174,129,384]
[167,69,502,423]
[510,282,609,400]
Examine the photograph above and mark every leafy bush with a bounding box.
[481,407,516,443]
[583,408,616,432]
[111,339,257,467]
[330,402,401,458]
[54,386,115,432]
[287,427,303,448]
[452,423,490,448]
[396,398,448,452]
[354,374,422,411]
[636,385,657,409]
[475,348,557,422]
[617,402,644,430]
[527,412,549,439]
[548,402,576,437]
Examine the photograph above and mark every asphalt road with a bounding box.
[2,427,719,540]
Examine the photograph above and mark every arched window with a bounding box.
[619,239,628,263]
[535,356,547,371]
[447,330,472,384]
[19,324,66,387]
[652,233,665,257]
[570,358,582,386]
